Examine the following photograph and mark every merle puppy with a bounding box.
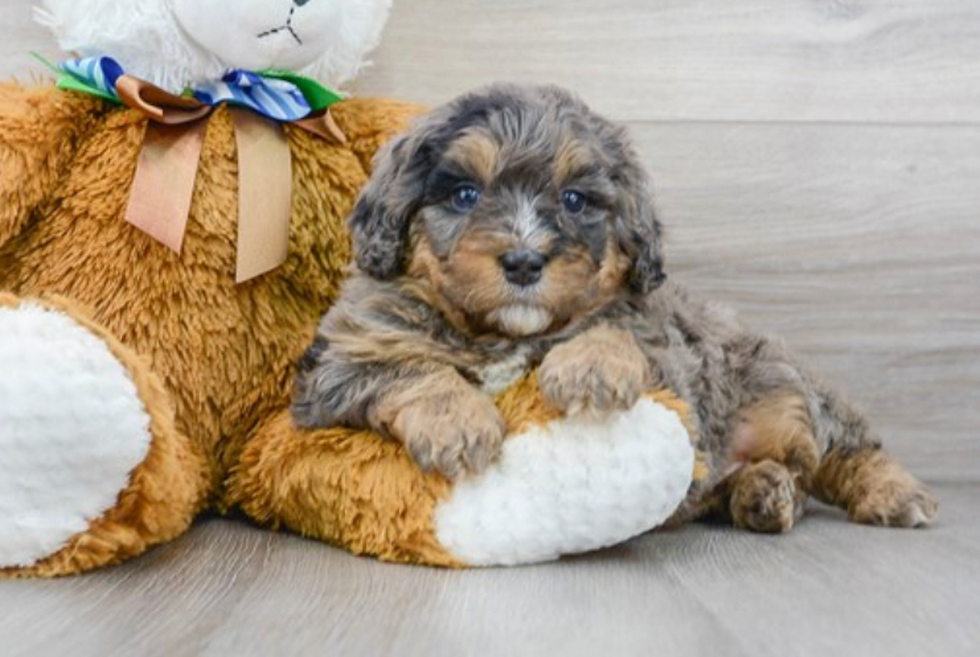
[292,83,937,532]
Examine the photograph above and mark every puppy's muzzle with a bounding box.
[499,251,548,286]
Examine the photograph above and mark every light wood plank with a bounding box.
[631,121,980,482]
[0,484,977,657]
[355,0,980,123]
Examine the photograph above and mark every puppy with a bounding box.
[292,83,938,532]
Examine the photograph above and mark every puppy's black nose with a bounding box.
[500,251,547,286]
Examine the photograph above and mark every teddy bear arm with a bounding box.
[0,84,103,249]
[227,377,700,568]
[227,408,462,567]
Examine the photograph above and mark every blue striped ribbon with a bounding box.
[59,56,125,101]
[194,70,312,122]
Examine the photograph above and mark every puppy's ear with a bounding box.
[617,166,667,295]
[349,135,428,280]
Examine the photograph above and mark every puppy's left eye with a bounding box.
[451,184,482,212]
[561,190,587,214]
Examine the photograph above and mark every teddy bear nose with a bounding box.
[294,0,313,6]
[500,251,548,286]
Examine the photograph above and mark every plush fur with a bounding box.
[37,0,391,93]
[294,83,939,532]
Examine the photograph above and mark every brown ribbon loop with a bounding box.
[116,74,343,282]
[115,75,211,125]
[119,75,212,255]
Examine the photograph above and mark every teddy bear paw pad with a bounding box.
[0,302,153,568]
[433,397,694,566]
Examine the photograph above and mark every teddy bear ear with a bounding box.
[349,134,429,280]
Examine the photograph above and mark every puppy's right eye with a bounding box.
[561,189,587,215]
[451,184,482,212]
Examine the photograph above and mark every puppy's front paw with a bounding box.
[539,325,649,415]
[391,385,506,480]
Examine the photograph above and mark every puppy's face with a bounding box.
[351,84,665,338]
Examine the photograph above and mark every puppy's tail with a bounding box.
[807,384,939,528]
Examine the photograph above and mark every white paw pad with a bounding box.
[0,303,152,568]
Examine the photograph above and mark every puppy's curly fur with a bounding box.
[293,83,937,532]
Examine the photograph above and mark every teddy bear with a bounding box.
[0,0,701,576]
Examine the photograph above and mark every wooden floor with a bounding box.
[2,1,978,655]
[0,485,976,657]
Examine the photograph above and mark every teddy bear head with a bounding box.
[36,0,392,93]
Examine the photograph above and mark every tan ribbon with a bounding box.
[125,120,208,253]
[115,74,345,283]
[231,109,292,282]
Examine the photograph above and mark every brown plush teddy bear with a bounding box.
[0,0,701,575]
[0,0,423,576]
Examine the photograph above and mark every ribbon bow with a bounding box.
[46,55,346,282]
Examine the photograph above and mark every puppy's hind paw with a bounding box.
[850,478,939,528]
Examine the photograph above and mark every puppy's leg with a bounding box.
[725,392,819,533]
[370,369,506,479]
[293,334,505,480]
[720,334,938,530]
[806,383,937,528]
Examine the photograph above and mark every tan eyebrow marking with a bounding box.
[554,136,597,185]
[444,129,501,186]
